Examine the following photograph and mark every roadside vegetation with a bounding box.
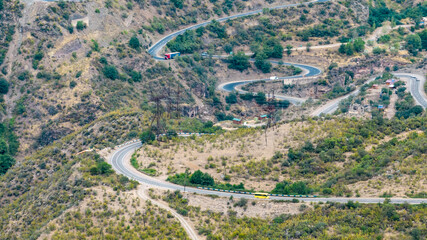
[163,190,427,239]
[139,115,426,198]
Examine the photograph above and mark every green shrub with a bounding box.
[90,161,113,175]
[0,154,15,175]
[103,65,119,80]
[129,35,140,49]
[76,21,86,31]
[0,78,9,94]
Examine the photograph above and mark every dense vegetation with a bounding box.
[368,0,427,28]
[282,116,426,195]
[0,120,19,175]
[166,1,356,57]
[163,190,427,239]
[167,170,247,191]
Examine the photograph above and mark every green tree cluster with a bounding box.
[338,38,365,55]
[405,34,422,56]
[140,129,156,144]
[272,181,312,195]
[167,30,202,53]
[190,170,215,186]
[227,51,250,72]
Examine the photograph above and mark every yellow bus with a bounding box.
[254,192,269,199]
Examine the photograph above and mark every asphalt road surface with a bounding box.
[110,141,427,204]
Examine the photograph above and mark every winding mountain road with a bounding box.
[110,141,427,204]
[147,0,330,104]
[147,0,426,112]
[123,0,427,206]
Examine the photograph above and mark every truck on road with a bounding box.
[164,52,181,60]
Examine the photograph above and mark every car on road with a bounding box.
[270,76,278,80]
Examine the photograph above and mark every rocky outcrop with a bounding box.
[350,0,369,23]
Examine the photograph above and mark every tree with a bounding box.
[272,181,312,195]
[286,45,293,56]
[0,155,15,175]
[225,92,238,104]
[190,170,215,186]
[405,34,421,56]
[91,39,100,52]
[76,21,86,31]
[255,52,271,73]
[255,92,266,105]
[103,65,119,80]
[353,38,365,53]
[306,43,312,52]
[0,78,9,94]
[339,44,346,54]
[90,161,113,175]
[417,29,427,50]
[170,0,184,9]
[129,35,141,49]
[223,43,233,54]
[378,35,391,44]
[228,51,250,72]
[0,139,8,154]
[140,129,156,144]
[271,43,283,58]
[345,43,354,55]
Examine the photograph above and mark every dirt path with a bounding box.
[137,186,200,240]
[385,92,397,119]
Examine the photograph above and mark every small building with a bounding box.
[260,114,268,120]
[388,84,395,89]
[372,84,379,89]
[386,79,396,85]
[233,118,242,124]
[378,105,384,110]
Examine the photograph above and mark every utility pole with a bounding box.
[149,89,166,135]
[175,85,182,119]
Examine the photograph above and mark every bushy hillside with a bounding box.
[161,189,427,239]
[0,110,207,239]
[138,116,427,197]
